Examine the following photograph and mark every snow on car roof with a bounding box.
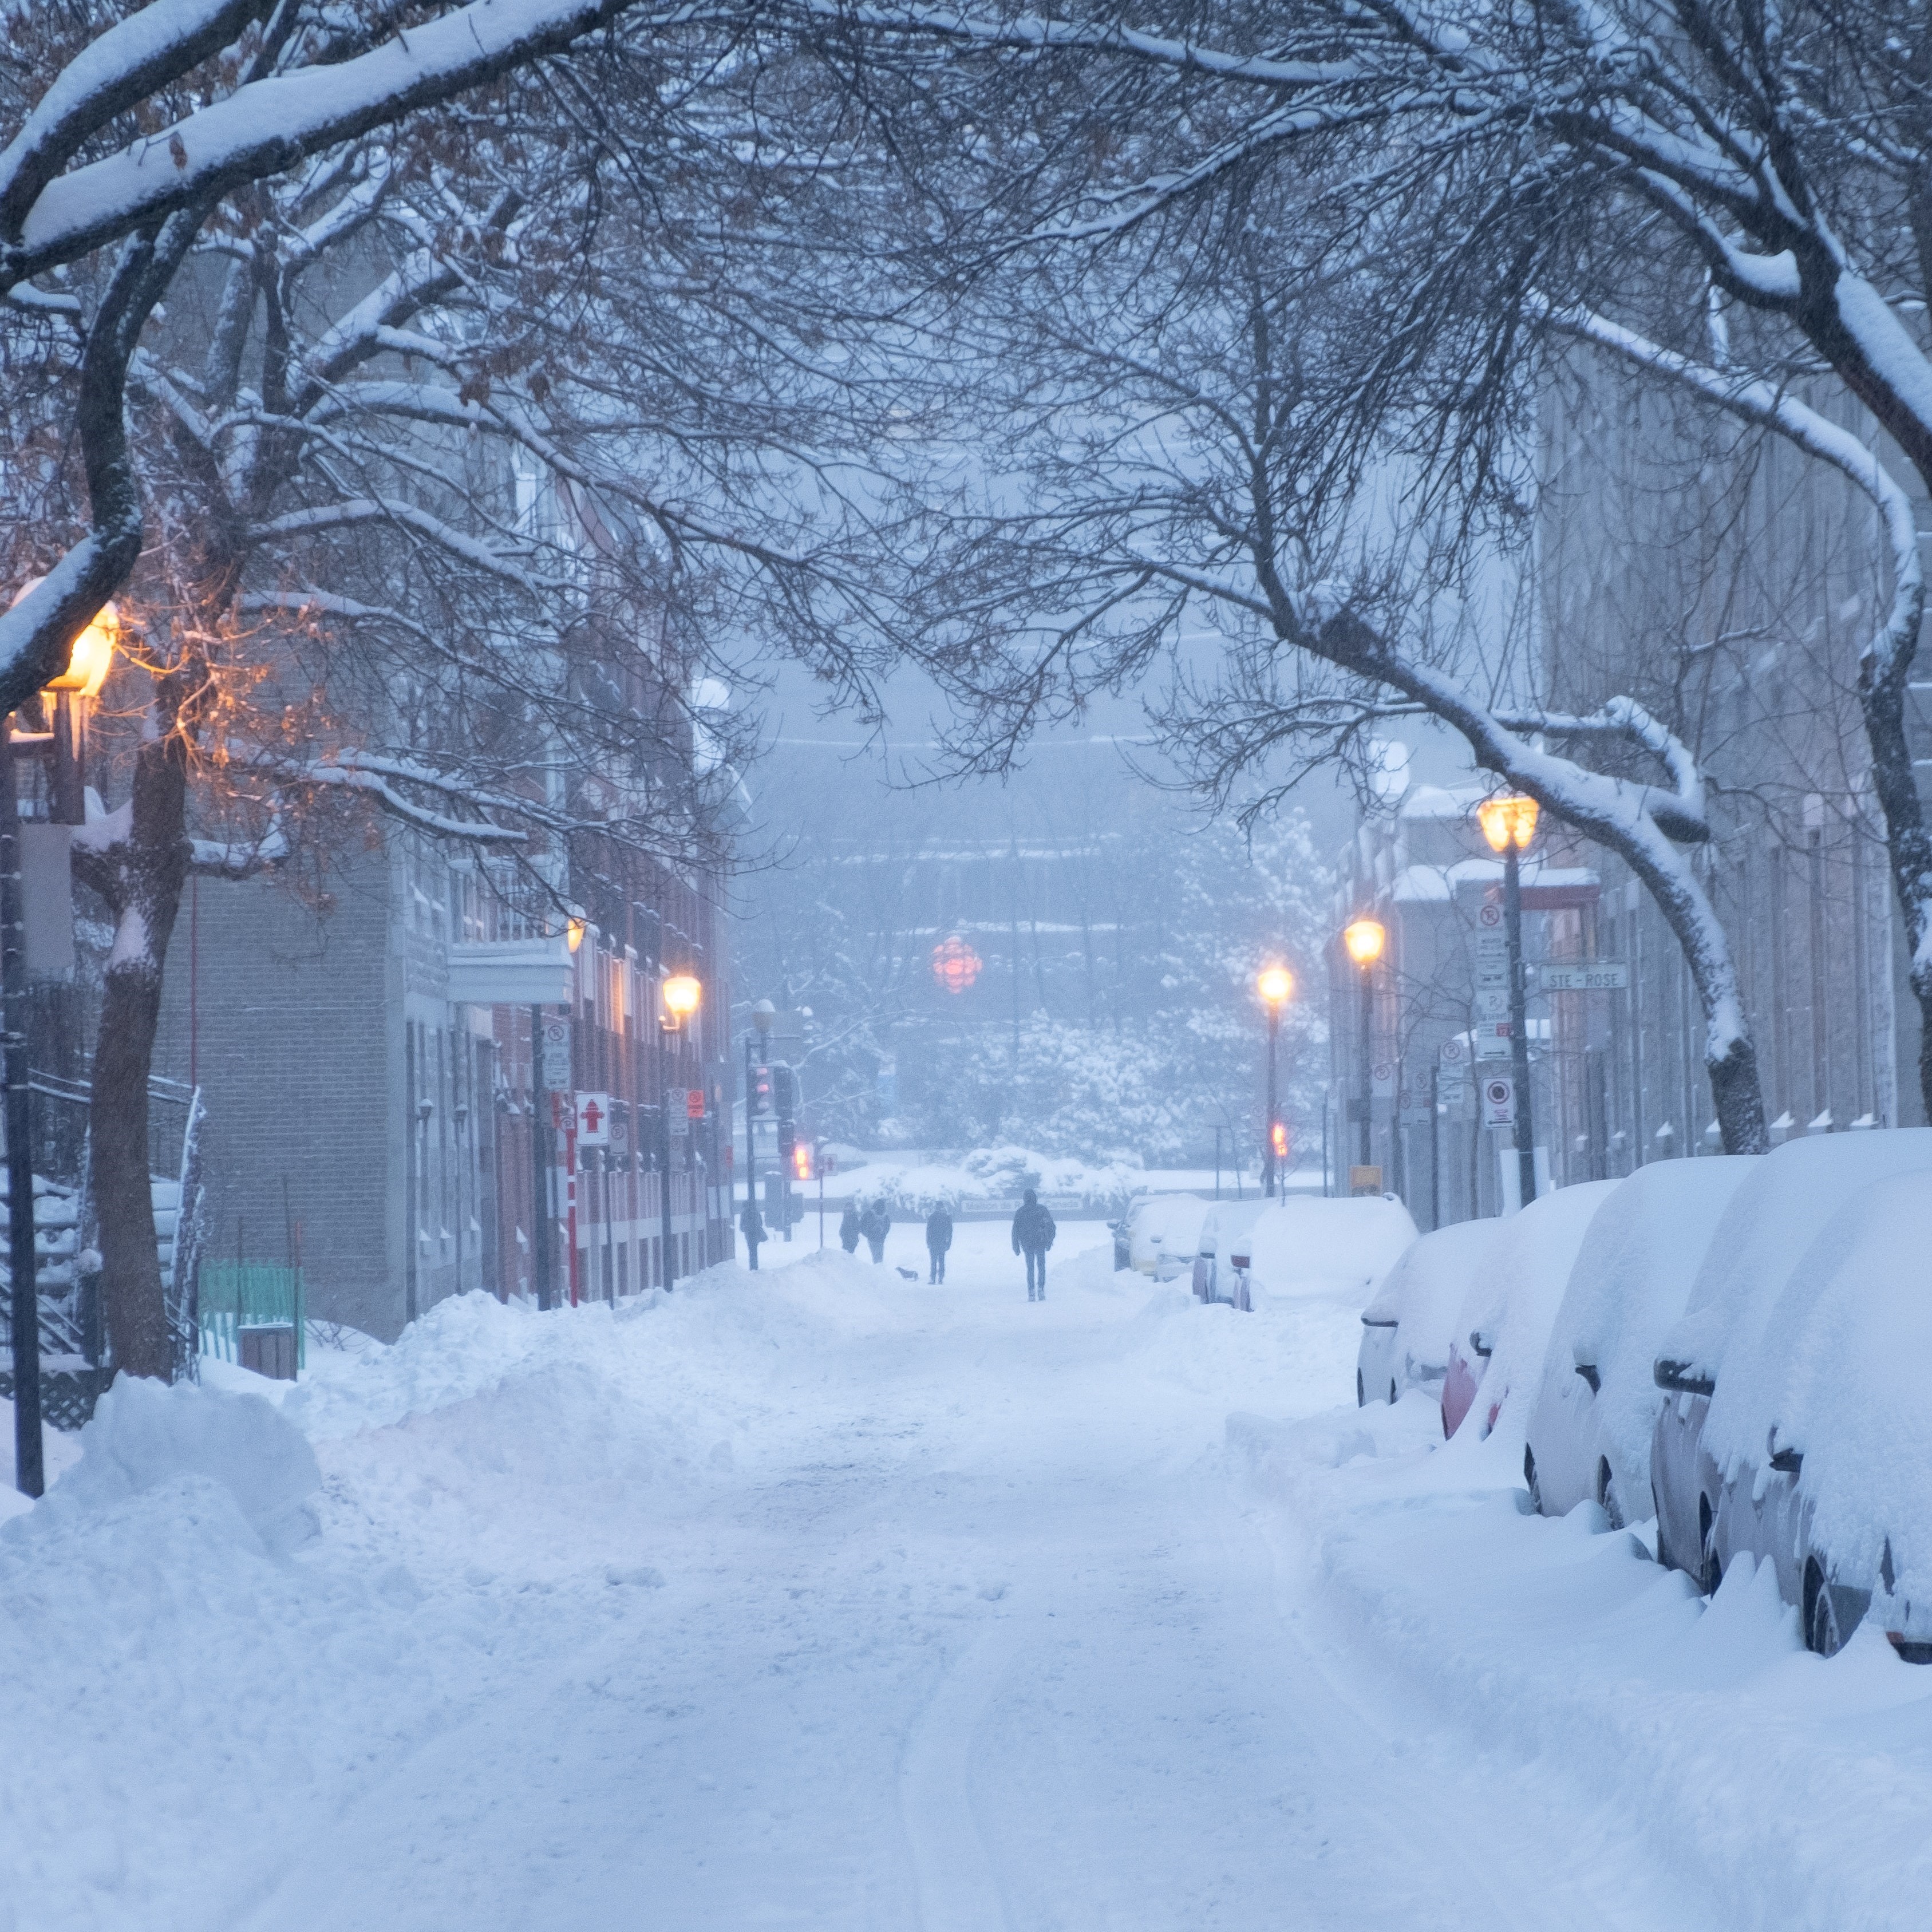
[1655,1130,1932,1388]
[1539,1156,1759,1482]
[1244,1194,1418,1293]
[1362,1216,1500,1342]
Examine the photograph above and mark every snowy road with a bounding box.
[10,1216,1925,1929]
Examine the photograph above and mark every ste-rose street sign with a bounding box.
[1536,961,1630,992]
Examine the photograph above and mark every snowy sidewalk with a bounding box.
[0,1220,1902,1929]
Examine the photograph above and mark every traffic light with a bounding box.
[1270,1120,1289,1162]
[772,1064,797,1119]
[778,1119,796,1161]
[792,1141,813,1182]
[750,1064,772,1114]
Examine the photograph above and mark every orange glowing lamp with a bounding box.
[1477,793,1540,853]
[1270,1120,1289,1161]
[792,1142,813,1182]
[661,974,701,1024]
[932,933,983,994]
[1342,918,1386,968]
[1256,964,1294,1008]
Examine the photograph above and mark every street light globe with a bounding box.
[565,916,587,953]
[752,997,776,1034]
[1477,792,1540,853]
[662,973,701,1021]
[1342,918,1386,967]
[12,578,118,698]
[1256,963,1294,1007]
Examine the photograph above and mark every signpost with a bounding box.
[1536,961,1630,993]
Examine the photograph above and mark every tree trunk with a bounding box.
[86,728,190,1381]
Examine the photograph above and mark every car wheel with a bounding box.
[1805,1558,1851,1658]
[1597,1457,1625,1531]
[1356,1369,1365,1408]
[1698,1494,1722,1597]
[1388,1378,1397,1405]
[1523,1444,1543,1514]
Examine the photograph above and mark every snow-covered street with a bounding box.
[6,1219,1931,1930]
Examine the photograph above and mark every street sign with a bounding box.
[1370,1060,1396,1099]
[1399,1107,1432,1127]
[1349,1164,1384,1197]
[1482,1074,1516,1125]
[540,1017,572,1093]
[1536,961,1630,993]
[686,1088,706,1120]
[1439,1036,1467,1066]
[1475,956,1508,985]
[1475,986,1509,1020]
[1476,902,1504,932]
[1440,1077,1467,1108]
[576,1092,611,1146]
[610,1103,630,1153]
[1473,1020,1512,1060]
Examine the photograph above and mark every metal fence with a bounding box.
[198,1263,305,1373]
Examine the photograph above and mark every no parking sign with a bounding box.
[1482,1074,1516,1126]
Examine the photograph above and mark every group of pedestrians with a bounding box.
[834,1188,1057,1299]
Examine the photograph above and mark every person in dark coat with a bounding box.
[1011,1187,1057,1301]
[859,1200,891,1264]
[924,1203,955,1284]
[740,1197,765,1271]
[839,1203,862,1255]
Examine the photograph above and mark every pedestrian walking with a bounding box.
[859,1200,891,1264]
[839,1203,862,1255]
[740,1197,765,1271]
[924,1203,954,1283]
[1011,1187,1057,1301]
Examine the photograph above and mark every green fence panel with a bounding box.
[197,1263,305,1372]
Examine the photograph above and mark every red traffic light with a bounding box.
[1270,1120,1289,1160]
[792,1142,813,1182]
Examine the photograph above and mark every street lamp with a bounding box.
[1256,964,1294,1198]
[1479,792,1540,1208]
[5,590,120,1496]
[658,973,701,1291]
[1341,918,1385,1175]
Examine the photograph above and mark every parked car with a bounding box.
[1357,1218,1502,1408]
[1192,1201,1267,1309]
[1649,1129,1932,1621]
[1440,1181,1620,1441]
[1523,1157,1757,1525]
[1127,1193,1211,1282]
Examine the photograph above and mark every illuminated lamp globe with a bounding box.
[931,933,983,995]
[662,974,701,1022]
[1256,964,1294,1008]
[1342,918,1386,967]
[1477,792,1540,854]
[10,577,118,698]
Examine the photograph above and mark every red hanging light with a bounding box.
[931,933,983,994]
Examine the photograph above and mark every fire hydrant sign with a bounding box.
[576,1092,611,1146]
[1482,1075,1516,1125]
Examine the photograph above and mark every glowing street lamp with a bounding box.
[1341,918,1386,1170]
[1257,964,1294,1198]
[1478,792,1540,1207]
[658,973,702,1290]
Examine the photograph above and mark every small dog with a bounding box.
[895,1266,919,1281]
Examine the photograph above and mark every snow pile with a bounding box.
[1706,1168,1932,1603]
[1124,1191,1208,1275]
[1447,1180,1619,1441]
[1528,1156,1759,1511]
[1362,1216,1500,1389]
[1657,1128,1932,1389]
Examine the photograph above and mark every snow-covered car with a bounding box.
[1523,1156,1758,1526]
[1357,1217,1502,1409]
[1192,1201,1267,1309]
[1127,1192,1210,1281]
[1649,1132,1932,1655]
[1440,1181,1619,1441]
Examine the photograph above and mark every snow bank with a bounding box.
[1448,1181,1619,1441]
[1529,1157,1758,1509]
[1363,1216,1500,1389]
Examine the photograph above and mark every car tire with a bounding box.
[1805,1558,1853,1659]
[1523,1444,1543,1514]
[1388,1377,1397,1405]
[1356,1369,1365,1408]
[1597,1457,1625,1532]
[1653,1480,1672,1569]
[1698,1494,1722,1597]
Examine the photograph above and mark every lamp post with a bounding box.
[747,998,773,1262]
[6,596,116,1497]
[1341,918,1386,1177]
[658,973,701,1290]
[1479,792,1541,1208]
[1256,965,1294,1198]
